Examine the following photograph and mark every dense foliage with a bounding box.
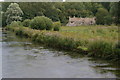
[22,19,31,27]
[0,3,1,27]
[53,22,61,31]
[9,21,22,27]
[5,3,23,25]
[30,16,53,30]
[96,8,111,25]
[2,2,120,26]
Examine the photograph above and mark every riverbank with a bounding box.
[3,29,120,78]
[6,25,120,62]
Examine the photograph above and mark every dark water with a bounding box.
[1,31,120,78]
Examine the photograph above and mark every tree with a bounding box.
[2,2,112,25]
[2,12,7,27]
[100,2,110,11]
[110,2,119,25]
[104,15,113,25]
[91,3,103,16]
[5,3,23,25]
[0,3,2,27]
[96,8,109,25]
[110,3,118,17]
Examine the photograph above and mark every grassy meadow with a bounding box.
[61,26,118,43]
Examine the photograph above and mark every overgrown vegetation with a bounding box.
[6,24,120,62]
[53,22,61,31]
[9,21,23,27]
[96,8,112,25]
[22,19,31,27]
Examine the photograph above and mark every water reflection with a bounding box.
[2,31,120,78]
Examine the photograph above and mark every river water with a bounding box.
[1,31,120,78]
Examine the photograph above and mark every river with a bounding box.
[1,30,120,78]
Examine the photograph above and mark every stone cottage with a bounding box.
[66,16,96,26]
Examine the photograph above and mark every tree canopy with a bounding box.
[5,3,23,25]
[2,2,119,26]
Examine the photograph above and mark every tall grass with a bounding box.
[61,26,118,43]
[88,40,114,59]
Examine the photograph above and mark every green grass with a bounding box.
[60,25,118,43]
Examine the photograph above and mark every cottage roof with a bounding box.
[69,17,81,21]
[69,17,95,22]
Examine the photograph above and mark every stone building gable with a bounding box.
[66,16,96,26]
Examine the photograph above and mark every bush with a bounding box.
[30,16,45,30]
[15,28,23,36]
[17,21,23,26]
[54,26,60,31]
[10,21,22,27]
[53,22,61,31]
[43,17,53,30]
[22,19,31,27]
[30,16,53,30]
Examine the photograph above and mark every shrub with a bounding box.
[30,16,45,30]
[54,26,60,31]
[17,21,23,26]
[53,22,61,31]
[30,16,53,30]
[15,28,23,36]
[9,21,22,27]
[22,19,31,27]
[43,17,53,30]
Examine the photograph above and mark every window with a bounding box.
[90,21,93,24]
[82,22,84,24]
[71,21,74,23]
